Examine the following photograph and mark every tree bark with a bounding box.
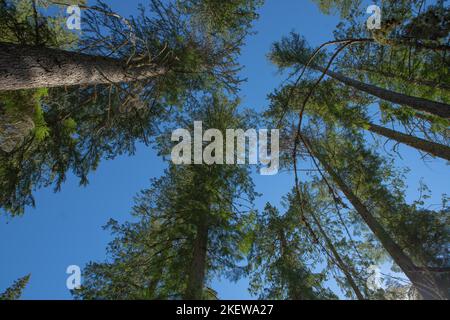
[0,42,166,91]
[366,122,450,161]
[313,65,450,119]
[302,135,448,300]
[184,220,208,300]
[347,65,450,91]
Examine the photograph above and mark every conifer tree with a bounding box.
[0,0,261,216]
[0,274,30,300]
[73,94,258,300]
[248,202,342,299]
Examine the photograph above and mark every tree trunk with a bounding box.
[0,42,165,91]
[184,220,208,300]
[389,39,450,53]
[366,122,450,161]
[313,65,450,119]
[347,65,450,91]
[306,207,366,300]
[302,135,447,300]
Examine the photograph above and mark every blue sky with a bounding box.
[0,0,448,300]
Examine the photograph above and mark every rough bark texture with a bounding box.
[303,135,448,300]
[184,220,208,300]
[0,42,166,90]
[314,65,450,119]
[366,122,450,161]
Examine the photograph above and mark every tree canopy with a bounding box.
[0,0,448,300]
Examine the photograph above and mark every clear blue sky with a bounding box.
[0,0,448,300]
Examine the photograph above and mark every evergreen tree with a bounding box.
[301,128,449,299]
[73,94,257,299]
[1,0,261,90]
[0,274,31,300]
[265,6,449,297]
[248,202,340,300]
[269,33,450,119]
[0,0,262,216]
[267,78,450,161]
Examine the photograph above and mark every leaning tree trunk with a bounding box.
[313,65,450,119]
[348,65,450,92]
[305,206,366,300]
[302,135,448,300]
[365,122,450,161]
[184,220,209,300]
[0,42,166,91]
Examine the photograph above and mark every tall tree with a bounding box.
[0,0,261,91]
[0,41,166,90]
[0,0,79,153]
[248,203,338,300]
[311,0,360,18]
[0,274,30,300]
[0,0,262,216]
[267,1,449,299]
[73,94,257,300]
[299,129,449,300]
[269,33,450,119]
[296,187,366,300]
[329,1,450,119]
[267,79,450,161]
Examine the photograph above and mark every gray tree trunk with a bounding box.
[303,135,448,300]
[0,42,165,90]
[348,65,450,91]
[314,65,450,119]
[366,122,450,161]
[184,220,208,300]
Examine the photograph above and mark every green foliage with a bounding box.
[183,0,263,36]
[0,0,78,47]
[0,85,166,215]
[0,274,31,300]
[0,0,447,300]
[73,94,257,300]
[312,0,361,18]
[268,18,449,146]
[0,88,50,152]
[266,32,449,295]
[0,0,262,216]
[248,202,338,299]
[311,127,449,271]
[269,32,323,70]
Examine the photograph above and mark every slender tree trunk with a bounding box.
[347,65,450,91]
[365,122,450,161]
[302,135,447,300]
[305,206,366,300]
[184,220,208,300]
[387,38,450,53]
[0,42,165,91]
[313,65,450,119]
